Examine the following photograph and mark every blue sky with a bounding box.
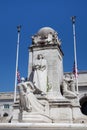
[0,0,87,92]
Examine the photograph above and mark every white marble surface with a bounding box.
[0,123,87,130]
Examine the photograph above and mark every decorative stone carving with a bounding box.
[33,54,47,94]
[32,27,61,45]
[17,81,34,112]
[62,74,77,98]
[17,81,47,114]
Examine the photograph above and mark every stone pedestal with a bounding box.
[11,101,20,123]
[20,111,52,123]
[49,99,73,123]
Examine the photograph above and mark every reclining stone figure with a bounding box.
[17,81,47,114]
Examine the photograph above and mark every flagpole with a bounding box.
[14,25,21,102]
[71,16,78,94]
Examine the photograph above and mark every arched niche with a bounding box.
[79,94,87,115]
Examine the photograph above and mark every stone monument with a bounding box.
[0,27,87,130]
[12,27,87,124]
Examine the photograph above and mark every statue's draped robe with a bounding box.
[18,82,45,112]
[33,58,47,93]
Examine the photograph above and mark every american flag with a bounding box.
[73,61,78,78]
[17,70,21,83]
